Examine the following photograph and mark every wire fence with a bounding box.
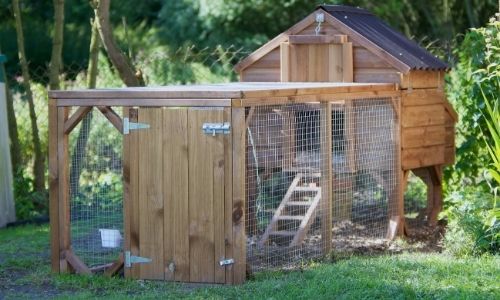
[245,97,399,271]
[5,46,247,205]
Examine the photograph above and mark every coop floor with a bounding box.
[247,219,445,272]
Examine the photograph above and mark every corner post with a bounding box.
[320,101,332,254]
[57,106,70,272]
[49,99,60,272]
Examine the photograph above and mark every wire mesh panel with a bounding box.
[245,97,399,271]
[69,107,123,268]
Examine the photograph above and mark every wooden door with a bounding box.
[125,107,232,283]
[280,41,353,82]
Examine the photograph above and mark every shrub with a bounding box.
[443,188,499,257]
[13,169,48,220]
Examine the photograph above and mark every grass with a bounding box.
[0,224,499,299]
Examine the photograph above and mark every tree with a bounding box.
[92,0,144,87]
[69,17,100,198]
[48,0,65,90]
[12,0,45,192]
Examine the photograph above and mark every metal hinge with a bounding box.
[124,251,152,268]
[219,258,234,266]
[202,122,231,136]
[123,117,150,135]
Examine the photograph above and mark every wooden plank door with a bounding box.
[280,41,353,82]
[125,107,231,283]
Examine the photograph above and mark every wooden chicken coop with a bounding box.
[48,4,456,285]
[235,4,457,238]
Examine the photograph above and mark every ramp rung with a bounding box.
[270,231,296,236]
[286,201,312,206]
[277,215,304,221]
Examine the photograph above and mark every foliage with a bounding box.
[404,173,427,215]
[445,18,500,191]
[12,170,47,220]
[443,187,499,257]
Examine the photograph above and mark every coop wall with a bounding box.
[244,96,400,271]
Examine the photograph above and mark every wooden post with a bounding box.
[231,107,246,284]
[57,106,70,272]
[320,101,332,254]
[49,99,60,272]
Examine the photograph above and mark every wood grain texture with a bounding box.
[63,106,92,134]
[402,104,445,128]
[122,108,131,278]
[342,42,354,82]
[138,108,164,280]
[402,146,445,170]
[320,102,333,254]
[280,43,290,82]
[402,126,446,149]
[49,100,60,272]
[163,109,189,282]
[402,89,445,106]
[57,107,69,272]
[231,107,246,284]
[128,108,140,278]
[223,108,234,284]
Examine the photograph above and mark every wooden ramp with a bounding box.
[259,173,321,247]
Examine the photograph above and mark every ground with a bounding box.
[0,224,499,299]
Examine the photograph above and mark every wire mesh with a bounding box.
[69,107,123,268]
[245,97,399,271]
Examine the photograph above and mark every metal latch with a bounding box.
[123,117,150,135]
[202,122,231,136]
[124,251,152,268]
[219,258,234,266]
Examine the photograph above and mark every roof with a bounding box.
[49,82,396,100]
[318,5,448,71]
[234,5,448,73]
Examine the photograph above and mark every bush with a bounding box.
[13,170,48,220]
[443,188,499,257]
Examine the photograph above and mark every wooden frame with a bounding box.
[50,82,430,284]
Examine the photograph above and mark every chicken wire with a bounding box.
[245,97,399,271]
[69,107,124,268]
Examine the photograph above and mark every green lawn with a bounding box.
[0,224,499,299]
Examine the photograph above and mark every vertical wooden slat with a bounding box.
[396,96,406,236]
[328,44,343,82]
[49,99,60,272]
[282,109,295,170]
[224,108,234,284]
[163,108,190,282]
[138,108,164,280]
[57,107,70,272]
[342,42,354,82]
[280,43,290,82]
[320,102,332,254]
[213,110,226,284]
[232,107,246,284]
[188,109,218,283]
[345,101,356,173]
[122,107,131,278]
[128,108,140,278]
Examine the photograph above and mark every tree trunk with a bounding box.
[49,0,65,90]
[0,48,21,172]
[92,0,144,87]
[69,17,100,197]
[12,0,45,192]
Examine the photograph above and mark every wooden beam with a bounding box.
[49,100,60,272]
[104,254,124,277]
[64,250,92,275]
[280,43,290,82]
[342,42,353,82]
[231,107,246,284]
[97,106,123,133]
[64,106,92,134]
[288,34,348,44]
[320,102,333,254]
[57,107,70,272]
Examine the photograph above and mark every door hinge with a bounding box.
[219,258,234,266]
[124,251,152,268]
[123,117,150,135]
[202,122,230,136]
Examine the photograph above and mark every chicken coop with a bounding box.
[48,4,456,285]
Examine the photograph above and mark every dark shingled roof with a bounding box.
[319,5,449,71]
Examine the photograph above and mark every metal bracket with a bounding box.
[219,258,234,266]
[123,117,150,135]
[124,251,152,268]
[202,122,231,136]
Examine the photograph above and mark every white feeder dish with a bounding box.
[99,229,122,248]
